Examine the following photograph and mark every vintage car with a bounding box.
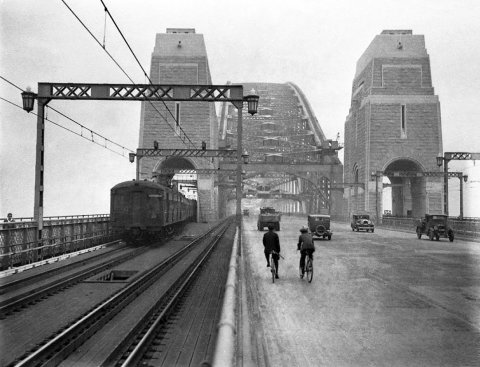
[416,214,454,242]
[257,207,281,231]
[351,214,375,232]
[307,214,332,240]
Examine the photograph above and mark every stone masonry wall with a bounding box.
[138,29,218,222]
[344,30,444,218]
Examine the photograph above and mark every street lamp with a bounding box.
[21,86,47,260]
[21,88,37,113]
[235,91,258,255]
[244,89,259,116]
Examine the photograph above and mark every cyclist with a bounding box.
[263,224,281,279]
[297,226,315,278]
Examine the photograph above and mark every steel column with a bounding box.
[236,107,243,251]
[459,176,464,220]
[444,160,449,215]
[34,100,47,246]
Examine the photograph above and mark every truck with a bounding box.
[257,207,281,231]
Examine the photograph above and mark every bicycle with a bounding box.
[299,252,313,283]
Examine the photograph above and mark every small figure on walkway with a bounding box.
[297,226,315,278]
[263,224,281,279]
[3,213,15,229]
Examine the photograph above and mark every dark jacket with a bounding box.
[298,233,315,251]
[263,230,280,253]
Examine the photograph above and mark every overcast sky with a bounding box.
[1,0,479,218]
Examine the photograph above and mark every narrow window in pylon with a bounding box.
[175,102,181,135]
[175,102,181,126]
[401,104,407,138]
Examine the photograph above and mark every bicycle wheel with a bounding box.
[306,258,313,283]
[271,255,276,283]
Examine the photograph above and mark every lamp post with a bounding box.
[436,153,449,215]
[237,92,258,251]
[22,87,49,257]
[460,174,468,219]
[370,171,381,223]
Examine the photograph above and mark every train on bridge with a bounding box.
[110,180,197,243]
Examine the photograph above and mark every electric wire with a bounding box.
[1,75,133,156]
[0,94,133,158]
[100,0,199,149]
[1,75,133,152]
[60,0,132,83]
[61,0,197,149]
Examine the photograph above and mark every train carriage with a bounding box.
[110,180,196,243]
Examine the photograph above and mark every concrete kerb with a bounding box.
[212,228,239,367]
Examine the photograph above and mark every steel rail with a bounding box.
[0,245,146,318]
[117,221,231,366]
[0,240,123,293]
[13,220,228,367]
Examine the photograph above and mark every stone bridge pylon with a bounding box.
[138,28,219,222]
[344,30,444,220]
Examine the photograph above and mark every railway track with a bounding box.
[0,240,125,294]
[8,219,234,367]
[112,220,235,367]
[0,242,147,318]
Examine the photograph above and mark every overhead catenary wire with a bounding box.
[61,0,198,149]
[0,94,133,158]
[1,75,133,157]
[99,0,200,150]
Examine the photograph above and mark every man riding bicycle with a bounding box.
[297,226,315,278]
[263,224,281,279]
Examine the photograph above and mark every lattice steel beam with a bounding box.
[136,148,237,158]
[37,83,244,106]
[382,171,463,178]
[154,168,237,175]
[444,152,480,161]
[172,179,198,184]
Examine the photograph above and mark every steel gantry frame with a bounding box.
[372,170,467,220]
[134,148,239,181]
[437,152,480,216]
[24,82,257,252]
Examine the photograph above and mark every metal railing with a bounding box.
[381,216,480,239]
[0,215,117,270]
[331,214,480,240]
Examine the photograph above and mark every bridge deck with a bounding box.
[239,216,480,366]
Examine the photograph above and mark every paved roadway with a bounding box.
[241,215,480,367]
